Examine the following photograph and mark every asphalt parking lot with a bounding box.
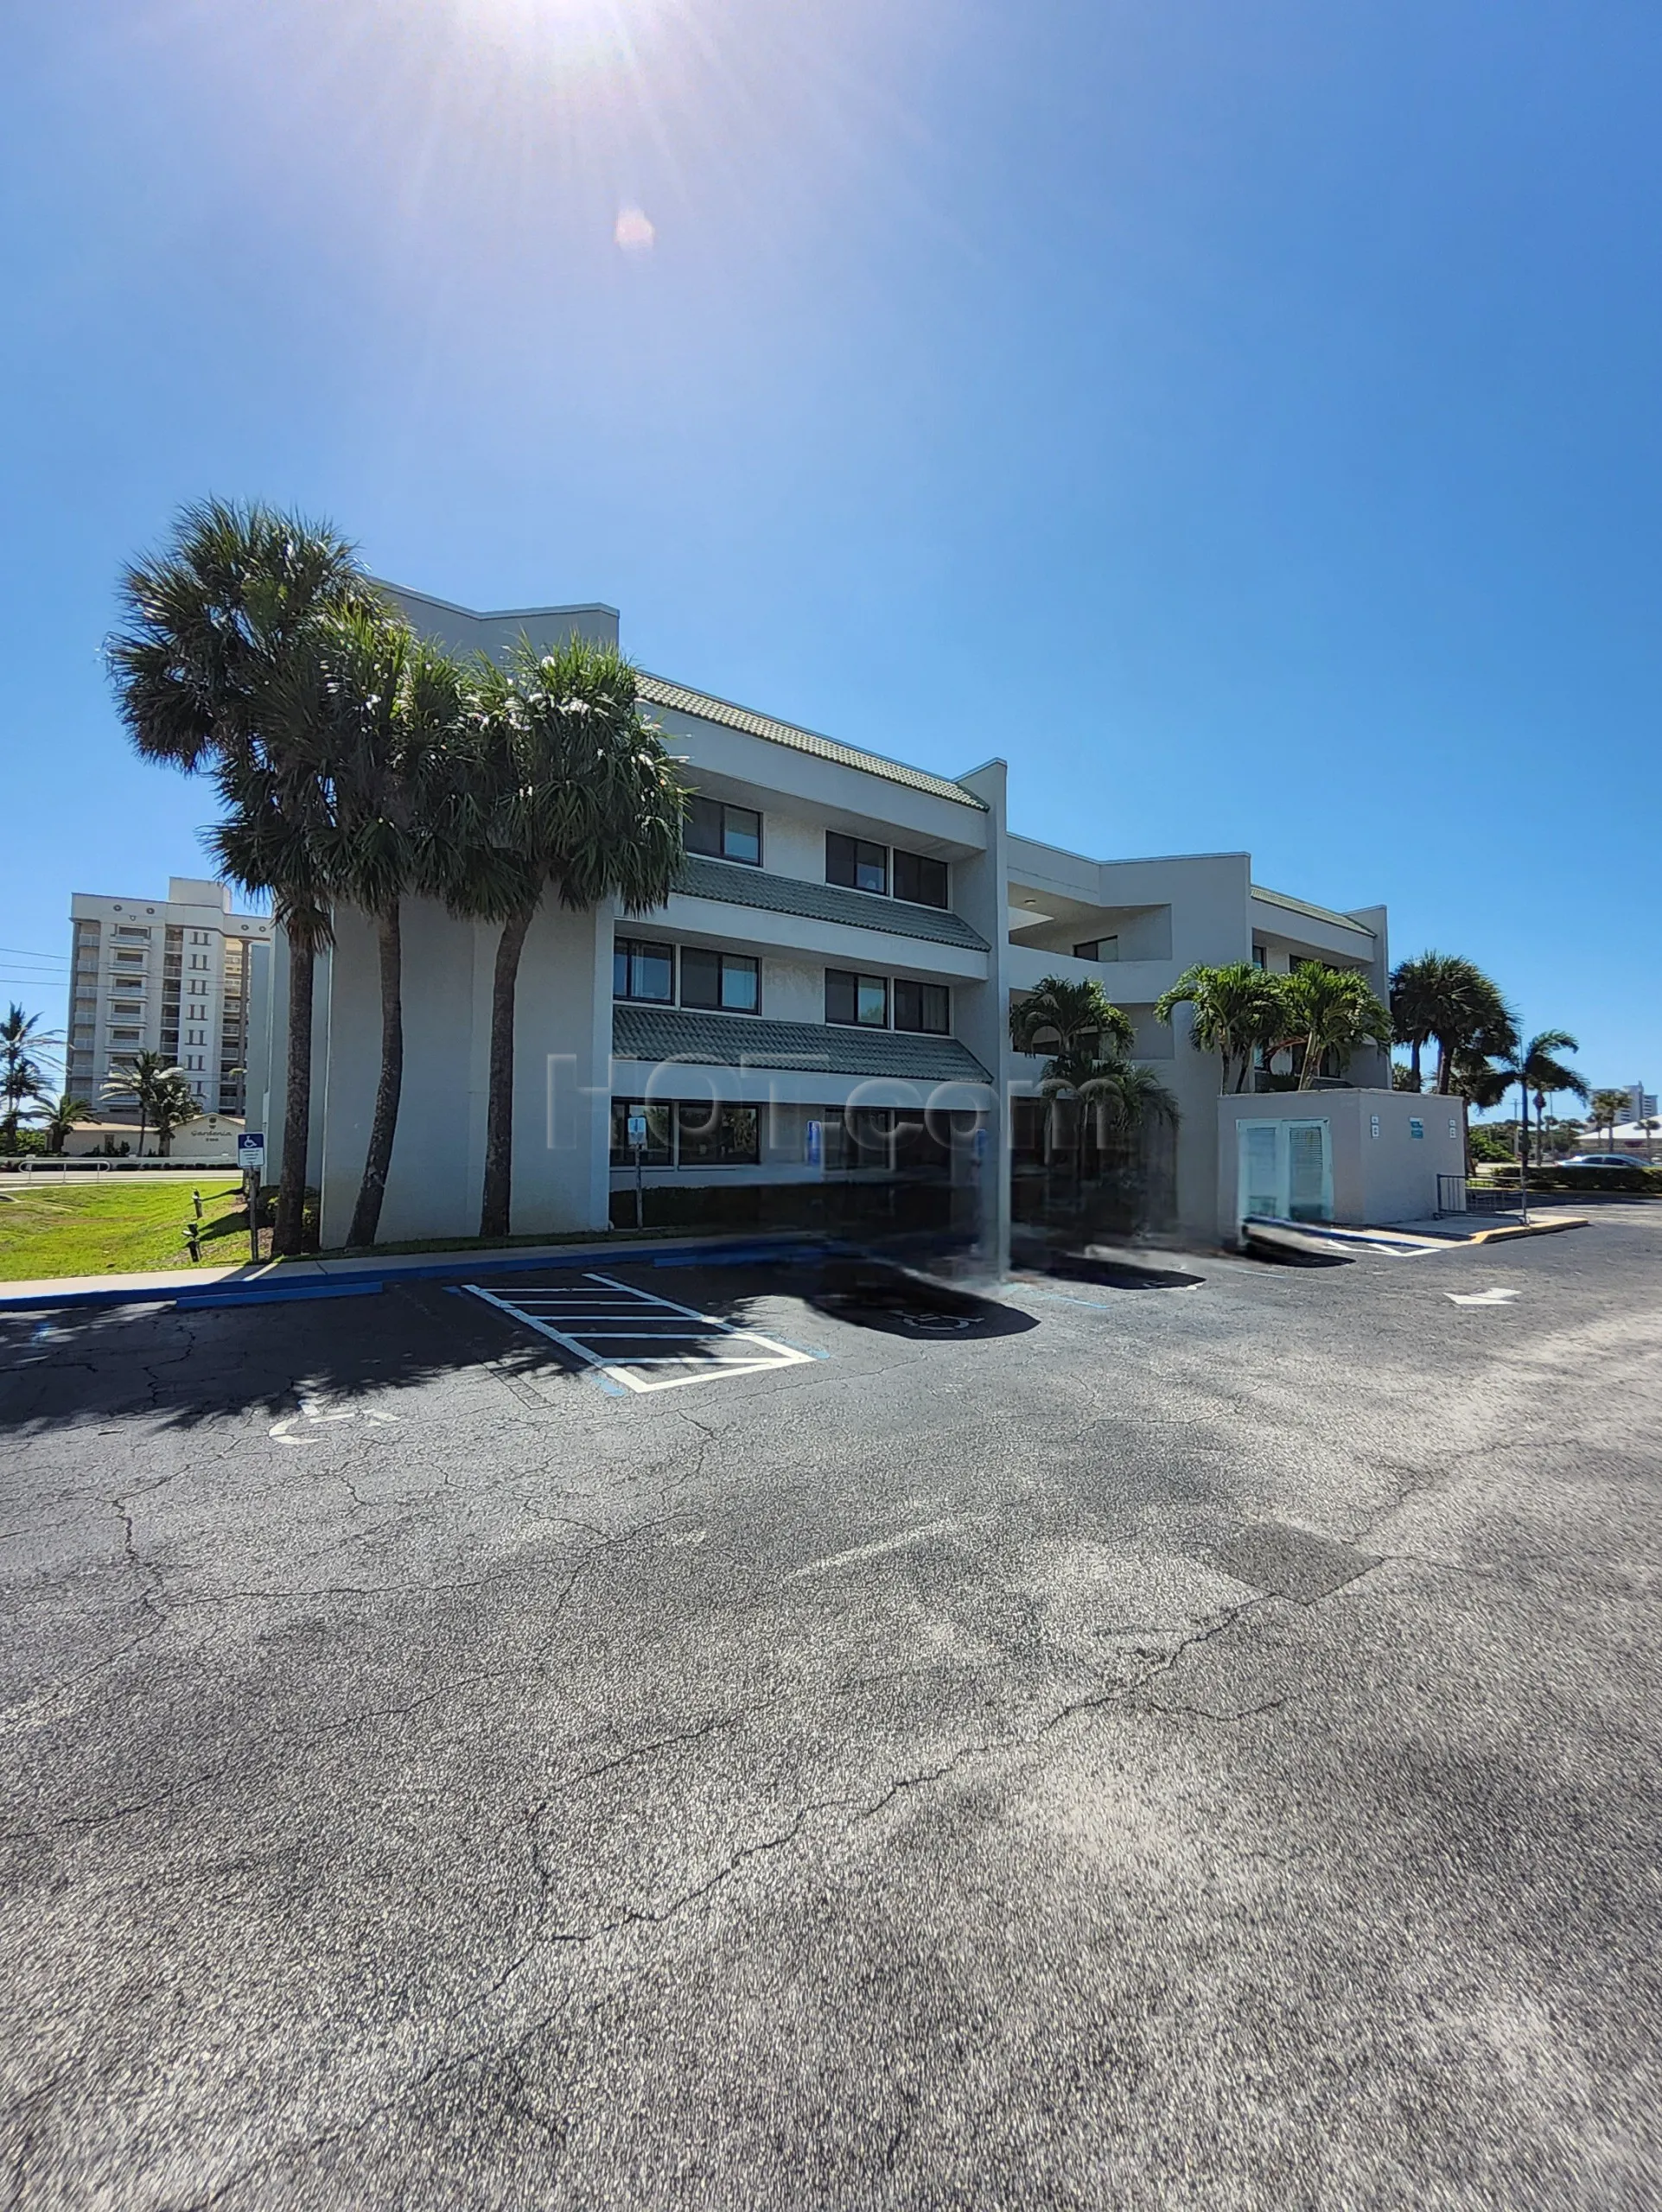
[3,1211,1659,2209]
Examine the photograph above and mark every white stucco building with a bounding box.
[66,878,272,1122]
[244,588,1416,1255]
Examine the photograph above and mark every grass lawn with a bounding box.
[0,1180,251,1281]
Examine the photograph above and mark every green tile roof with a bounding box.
[637,673,987,810]
[613,1005,991,1084]
[672,855,988,950]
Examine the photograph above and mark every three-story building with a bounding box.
[244,588,1398,1255]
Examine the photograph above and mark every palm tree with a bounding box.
[1153,962,1284,1093]
[1278,963,1393,1090]
[40,1094,94,1155]
[1079,1057,1180,1230]
[1388,952,1448,1091]
[263,606,467,1247]
[1009,976,1136,1067]
[1010,978,1136,1177]
[101,1051,182,1158]
[1079,1056,1179,1161]
[107,497,379,1255]
[1589,1089,1630,1150]
[1493,1031,1587,1167]
[1447,1048,1510,1115]
[433,637,685,1240]
[150,1072,203,1158]
[0,1004,53,1145]
[1389,953,1516,1095]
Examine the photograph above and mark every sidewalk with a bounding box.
[0,1229,844,1314]
[1384,1211,1589,1245]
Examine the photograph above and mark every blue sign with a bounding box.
[1409,1117,1424,1141]
[238,1133,265,1168]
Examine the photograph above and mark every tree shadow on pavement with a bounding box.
[0,1252,1038,1434]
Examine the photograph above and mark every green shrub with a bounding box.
[1486,1163,1660,1195]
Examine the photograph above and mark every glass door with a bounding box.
[1237,1119,1332,1228]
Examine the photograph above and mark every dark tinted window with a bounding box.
[825,969,890,1026]
[893,980,949,1034]
[826,832,888,895]
[686,796,762,865]
[681,950,760,1013]
[893,849,948,909]
[609,1099,673,1166]
[685,795,725,857]
[614,939,674,1001]
[675,1103,760,1165]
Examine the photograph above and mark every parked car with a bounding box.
[1561,1153,1648,1169]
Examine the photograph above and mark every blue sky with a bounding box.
[3,0,1658,1100]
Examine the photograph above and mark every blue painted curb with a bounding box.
[0,1231,855,1315]
[175,1279,385,1311]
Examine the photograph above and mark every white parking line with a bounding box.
[465,1272,818,1394]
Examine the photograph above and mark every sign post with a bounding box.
[238,1134,265,1262]
[626,1111,648,1230]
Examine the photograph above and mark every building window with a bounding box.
[825,833,888,895]
[675,1103,760,1166]
[893,849,949,909]
[1073,938,1118,963]
[609,1100,759,1167]
[679,949,761,1014]
[115,950,145,967]
[609,1100,674,1166]
[111,1027,142,1044]
[115,925,151,941]
[893,980,950,1034]
[613,939,675,1002]
[826,969,888,1027]
[686,795,762,866]
[1251,944,1267,969]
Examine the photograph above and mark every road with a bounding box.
[2,1211,1659,2209]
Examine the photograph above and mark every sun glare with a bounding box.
[441,0,668,70]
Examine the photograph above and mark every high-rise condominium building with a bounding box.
[67,879,273,1120]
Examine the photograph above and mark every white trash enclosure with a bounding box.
[1217,1090,1467,1243]
[467,1271,818,1394]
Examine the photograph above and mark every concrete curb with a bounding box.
[0,1230,847,1315]
[1468,1216,1588,1244]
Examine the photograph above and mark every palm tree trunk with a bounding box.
[274,933,316,1258]
[137,1105,148,1158]
[1297,1028,1318,1090]
[1409,1038,1422,1088]
[347,906,404,1249]
[480,902,536,1241]
[1434,1039,1450,1094]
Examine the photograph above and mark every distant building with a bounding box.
[67,879,272,1120]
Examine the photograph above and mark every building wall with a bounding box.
[301,714,1003,1251]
